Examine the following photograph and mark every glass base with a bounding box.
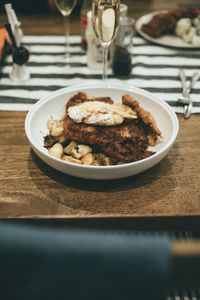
[9,64,30,82]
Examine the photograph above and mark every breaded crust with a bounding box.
[61,92,159,164]
[122,94,162,138]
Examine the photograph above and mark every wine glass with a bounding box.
[55,0,77,60]
[92,0,120,80]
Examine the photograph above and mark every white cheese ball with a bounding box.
[192,35,200,46]
[193,16,200,27]
[196,24,200,36]
[175,18,191,37]
[183,26,196,43]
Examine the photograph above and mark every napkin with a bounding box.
[0,222,171,300]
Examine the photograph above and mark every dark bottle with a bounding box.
[112,46,132,77]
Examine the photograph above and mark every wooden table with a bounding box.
[0,1,200,231]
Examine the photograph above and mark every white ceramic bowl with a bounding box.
[25,83,179,180]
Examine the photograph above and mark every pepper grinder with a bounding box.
[112,17,135,77]
[5,23,30,82]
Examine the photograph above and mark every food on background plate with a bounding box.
[141,8,200,45]
[175,15,200,46]
[44,92,162,166]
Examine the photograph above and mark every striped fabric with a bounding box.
[0,35,200,112]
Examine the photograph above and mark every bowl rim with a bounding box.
[25,82,179,170]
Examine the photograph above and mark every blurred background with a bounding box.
[0,0,200,34]
[0,0,199,14]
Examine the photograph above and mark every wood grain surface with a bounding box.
[0,0,199,34]
[0,1,200,229]
[0,110,200,224]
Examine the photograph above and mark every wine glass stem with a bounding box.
[64,15,70,59]
[102,45,108,81]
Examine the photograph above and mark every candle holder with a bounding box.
[10,46,30,81]
[5,23,30,82]
[10,64,30,82]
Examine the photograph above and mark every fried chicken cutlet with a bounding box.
[61,92,161,164]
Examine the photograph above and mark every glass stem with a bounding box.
[102,45,109,81]
[64,15,70,59]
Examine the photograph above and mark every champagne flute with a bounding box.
[92,0,120,80]
[55,0,77,60]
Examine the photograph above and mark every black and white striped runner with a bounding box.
[1,35,200,112]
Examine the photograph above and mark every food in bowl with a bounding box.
[44,92,162,166]
[141,8,200,45]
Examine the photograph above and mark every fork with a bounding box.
[178,69,200,119]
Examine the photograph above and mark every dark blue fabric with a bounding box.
[0,223,171,300]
